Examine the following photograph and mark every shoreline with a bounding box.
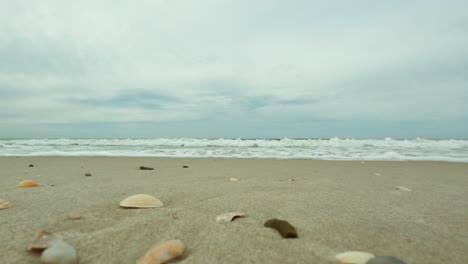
[1,157,467,263]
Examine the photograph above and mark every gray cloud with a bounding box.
[0,0,467,138]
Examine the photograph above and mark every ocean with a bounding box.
[1,138,467,162]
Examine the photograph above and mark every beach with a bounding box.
[1,157,467,263]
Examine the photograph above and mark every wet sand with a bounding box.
[1,157,467,263]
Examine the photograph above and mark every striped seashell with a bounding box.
[17,180,39,187]
[119,194,163,208]
[137,239,185,264]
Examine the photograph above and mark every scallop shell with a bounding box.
[28,230,59,251]
[216,212,246,222]
[335,251,375,264]
[119,194,163,208]
[137,239,185,264]
[0,199,12,209]
[17,180,39,187]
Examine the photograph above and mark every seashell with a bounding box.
[395,186,411,192]
[216,212,246,222]
[17,180,39,187]
[374,172,382,177]
[335,251,374,264]
[119,194,163,208]
[137,239,185,264]
[229,177,238,182]
[264,218,298,238]
[367,256,407,264]
[67,212,81,220]
[0,199,12,209]
[40,239,78,264]
[28,230,59,252]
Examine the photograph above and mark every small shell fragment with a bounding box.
[0,199,11,209]
[67,212,81,220]
[40,239,78,264]
[264,218,298,238]
[367,256,407,264]
[17,180,39,187]
[229,177,238,182]
[119,194,163,208]
[335,251,375,264]
[136,239,185,264]
[395,186,411,192]
[216,212,246,222]
[28,230,59,252]
[374,172,382,177]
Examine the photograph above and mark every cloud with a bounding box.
[0,0,467,138]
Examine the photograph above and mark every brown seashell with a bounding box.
[0,199,12,209]
[28,230,59,252]
[119,194,163,208]
[335,251,375,264]
[137,239,185,264]
[17,180,39,187]
[216,212,246,222]
[264,218,298,238]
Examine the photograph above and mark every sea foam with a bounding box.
[0,138,467,162]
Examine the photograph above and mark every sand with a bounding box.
[0,157,467,263]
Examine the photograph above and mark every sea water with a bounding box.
[0,138,467,162]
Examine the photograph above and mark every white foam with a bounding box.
[0,138,467,162]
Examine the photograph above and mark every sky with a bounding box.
[0,0,467,139]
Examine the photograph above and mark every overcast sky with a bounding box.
[1,0,467,139]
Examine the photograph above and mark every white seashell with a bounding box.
[373,172,382,177]
[136,239,185,264]
[40,239,78,264]
[0,198,11,209]
[216,212,246,222]
[395,186,411,192]
[119,194,164,208]
[335,251,375,264]
[229,177,239,182]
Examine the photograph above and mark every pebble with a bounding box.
[367,256,407,264]
[183,165,189,168]
[40,239,78,264]
[67,212,81,220]
[84,173,92,176]
[29,164,34,167]
[139,166,154,170]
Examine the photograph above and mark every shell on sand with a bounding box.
[28,230,59,251]
[216,212,246,222]
[229,177,239,182]
[67,212,81,220]
[17,180,39,187]
[119,194,163,208]
[335,251,375,264]
[395,186,411,192]
[137,239,185,264]
[0,199,11,209]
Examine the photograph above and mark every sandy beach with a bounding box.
[1,157,467,263]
